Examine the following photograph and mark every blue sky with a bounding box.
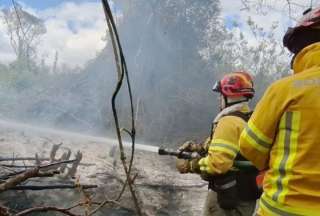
[224,14,244,30]
[1,0,99,9]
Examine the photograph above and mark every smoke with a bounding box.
[0,0,289,148]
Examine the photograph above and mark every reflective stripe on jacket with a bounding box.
[204,104,250,174]
[240,42,320,215]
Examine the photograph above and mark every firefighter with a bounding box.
[239,7,320,216]
[178,71,260,216]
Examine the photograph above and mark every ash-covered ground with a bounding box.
[0,119,209,216]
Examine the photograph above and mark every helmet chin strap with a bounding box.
[290,54,296,69]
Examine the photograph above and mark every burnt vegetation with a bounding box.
[0,0,315,215]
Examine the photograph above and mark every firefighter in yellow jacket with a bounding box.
[239,7,320,216]
[177,72,260,216]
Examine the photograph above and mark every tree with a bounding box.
[2,3,46,71]
[231,18,289,99]
[240,0,313,19]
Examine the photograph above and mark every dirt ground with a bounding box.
[0,119,209,215]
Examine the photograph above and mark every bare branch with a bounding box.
[101,1,142,214]
[0,159,77,181]
[0,167,39,192]
[241,0,250,11]
[0,205,10,216]
[0,157,49,162]
[11,184,97,191]
[88,198,129,216]
[15,206,79,216]
[287,0,293,19]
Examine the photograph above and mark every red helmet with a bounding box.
[283,7,320,54]
[212,71,254,98]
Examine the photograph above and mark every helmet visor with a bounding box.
[212,81,221,93]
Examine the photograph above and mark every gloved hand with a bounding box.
[176,158,201,174]
[178,140,196,152]
[176,159,190,173]
[178,140,202,153]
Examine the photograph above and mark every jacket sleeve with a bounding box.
[239,83,287,170]
[204,116,243,175]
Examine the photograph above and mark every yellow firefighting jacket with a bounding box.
[199,103,250,174]
[239,42,320,216]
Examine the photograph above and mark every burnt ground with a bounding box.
[0,120,209,216]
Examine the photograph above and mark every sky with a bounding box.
[0,0,98,9]
[0,0,318,68]
[0,0,105,68]
[220,0,320,46]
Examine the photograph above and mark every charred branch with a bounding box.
[11,184,97,191]
[0,159,78,187]
[14,206,79,216]
[0,167,39,192]
[0,157,49,162]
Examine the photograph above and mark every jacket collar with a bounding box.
[293,42,320,74]
[213,102,250,124]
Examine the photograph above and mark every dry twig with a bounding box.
[14,206,79,216]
